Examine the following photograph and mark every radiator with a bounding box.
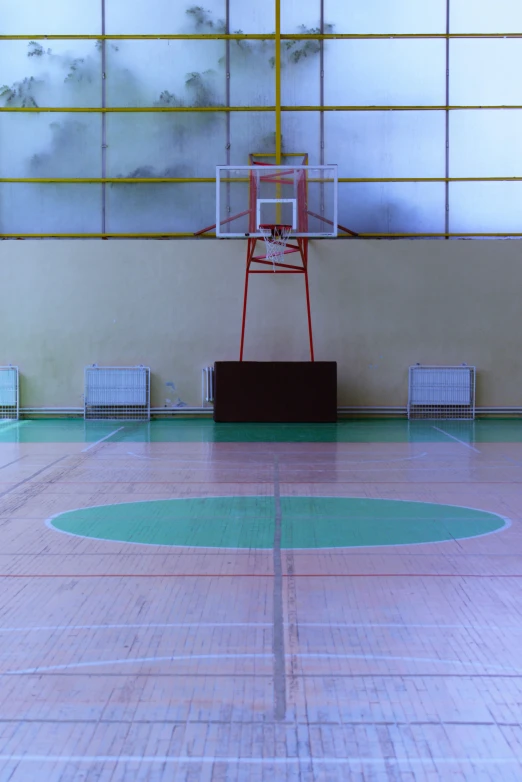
[0,366,19,420]
[408,365,476,420]
[84,366,150,421]
[202,366,215,406]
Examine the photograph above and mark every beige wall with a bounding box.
[1,239,520,409]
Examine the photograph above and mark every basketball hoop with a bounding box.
[259,224,292,272]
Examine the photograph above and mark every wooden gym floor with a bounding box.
[0,419,522,781]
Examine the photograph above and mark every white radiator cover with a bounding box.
[84,366,150,420]
[408,365,476,420]
[0,366,19,419]
[202,366,215,405]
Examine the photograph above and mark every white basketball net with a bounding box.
[259,224,292,272]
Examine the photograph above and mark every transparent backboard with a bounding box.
[216,165,338,238]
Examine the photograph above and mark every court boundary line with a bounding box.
[432,426,481,453]
[0,755,519,766]
[81,427,125,452]
[4,651,521,676]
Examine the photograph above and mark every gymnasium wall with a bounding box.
[1,239,520,410]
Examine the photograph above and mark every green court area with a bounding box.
[50,496,507,549]
[2,418,522,444]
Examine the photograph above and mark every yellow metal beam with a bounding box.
[2,232,522,239]
[1,33,522,40]
[2,177,522,184]
[2,105,522,113]
[275,0,282,166]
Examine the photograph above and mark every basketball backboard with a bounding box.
[216,164,338,238]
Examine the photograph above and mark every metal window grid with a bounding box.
[2,2,522,239]
[408,365,476,420]
[84,366,151,421]
[0,366,19,420]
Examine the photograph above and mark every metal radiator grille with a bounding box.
[408,365,476,420]
[202,366,215,406]
[0,366,19,420]
[84,366,150,421]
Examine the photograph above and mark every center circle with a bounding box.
[49,497,507,549]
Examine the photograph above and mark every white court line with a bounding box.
[4,651,520,676]
[0,755,518,766]
[126,451,429,466]
[82,427,125,453]
[2,621,522,634]
[432,426,481,453]
[0,421,28,435]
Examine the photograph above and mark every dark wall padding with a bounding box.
[214,361,337,423]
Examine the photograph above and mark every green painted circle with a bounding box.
[49,497,507,549]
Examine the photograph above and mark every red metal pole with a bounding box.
[301,239,315,361]
[239,239,254,361]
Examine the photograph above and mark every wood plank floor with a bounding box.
[0,420,521,781]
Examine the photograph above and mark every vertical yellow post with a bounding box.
[275,0,282,222]
[275,0,282,165]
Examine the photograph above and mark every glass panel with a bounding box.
[106,113,226,179]
[230,112,276,164]
[281,47,320,107]
[3,0,100,35]
[450,41,522,105]
[106,0,226,35]
[0,114,102,178]
[106,183,215,233]
[324,0,445,34]
[0,184,102,234]
[450,111,522,177]
[326,112,445,177]
[324,41,445,106]
[339,183,445,234]
[230,0,273,34]
[449,183,522,234]
[451,0,522,33]
[229,41,275,106]
[0,41,101,108]
[106,41,226,108]
[282,113,321,165]
[281,0,321,32]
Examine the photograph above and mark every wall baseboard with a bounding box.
[14,406,522,419]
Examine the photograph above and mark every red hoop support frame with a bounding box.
[194,156,358,363]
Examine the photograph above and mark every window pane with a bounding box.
[230,0,273,34]
[451,41,522,105]
[229,41,275,106]
[450,111,522,177]
[324,0,445,34]
[106,183,215,233]
[0,114,101,178]
[324,41,445,106]
[282,113,321,165]
[281,47,320,106]
[3,0,100,35]
[0,184,101,234]
[449,183,522,234]
[339,183,445,234]
[0,41,101,109]
[106,0,226,35]
[230,112,276,164]
[451,0,522,33]
[106,114,227,179]
[326,112,445,177]
[106,41,226,108]
[281,0,321,32]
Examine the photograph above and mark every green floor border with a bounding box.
[2,418,522,444]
